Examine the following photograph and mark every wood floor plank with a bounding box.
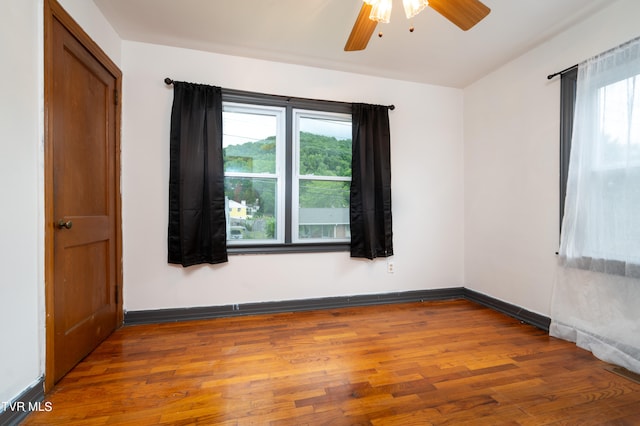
[22,300,640,425]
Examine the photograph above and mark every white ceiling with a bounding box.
[93,0,612,88]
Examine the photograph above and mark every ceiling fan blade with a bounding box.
[428,0,491,31]
[344,2,378,51]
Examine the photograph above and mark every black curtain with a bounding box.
[559,67,578,236]
[168,82,228,266]
[350,103,393,259]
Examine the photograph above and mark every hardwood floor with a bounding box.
[23,300,640,425]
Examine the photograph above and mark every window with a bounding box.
[223,104,284,245]
[293,111,352,243]
[222,93,352,253]
[586,72,640,265]
[559,43,640,277]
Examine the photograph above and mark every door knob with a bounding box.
[57,219,73,229]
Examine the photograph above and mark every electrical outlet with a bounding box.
[387,260,395,273]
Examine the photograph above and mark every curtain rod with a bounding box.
[547,64,578,80]
[548,35,640,80]
[163,78,395,110]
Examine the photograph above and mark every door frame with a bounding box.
[43,0,123,392]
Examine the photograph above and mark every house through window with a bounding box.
[221,93,352,253]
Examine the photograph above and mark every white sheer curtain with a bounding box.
[551,37,640,374]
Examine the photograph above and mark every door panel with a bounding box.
[47,2,121,385]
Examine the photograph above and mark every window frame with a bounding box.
[221,88,353,255]
[292,109,352,244]
[223,102,286,246]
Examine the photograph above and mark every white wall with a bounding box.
[58,0,121,65]
[0,0,43,407]
[464,0,640,316]
[121,41,465,311]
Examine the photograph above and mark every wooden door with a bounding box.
[45,0,123,388]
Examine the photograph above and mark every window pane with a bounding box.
[591,75,640,261]
[223,111,277,173]
[225,177,278,242]
[595,168,640,262]
[298,116,352,177]
[298,180,350,241]
[597,76,640,169]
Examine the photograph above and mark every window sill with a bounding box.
[559,254,640,279]
[228,242,350,255]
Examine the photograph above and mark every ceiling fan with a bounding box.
[345,0,491,51]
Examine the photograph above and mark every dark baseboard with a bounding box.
[124,288,465,325]
[463,288,551,332]
[124,287,550,332]
[0,377,45,426]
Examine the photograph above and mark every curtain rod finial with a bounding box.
[164,78,174,85]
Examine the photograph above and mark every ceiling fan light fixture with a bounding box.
[403,0,429,19]
[367,0,393,24]
[347,0,490,52]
